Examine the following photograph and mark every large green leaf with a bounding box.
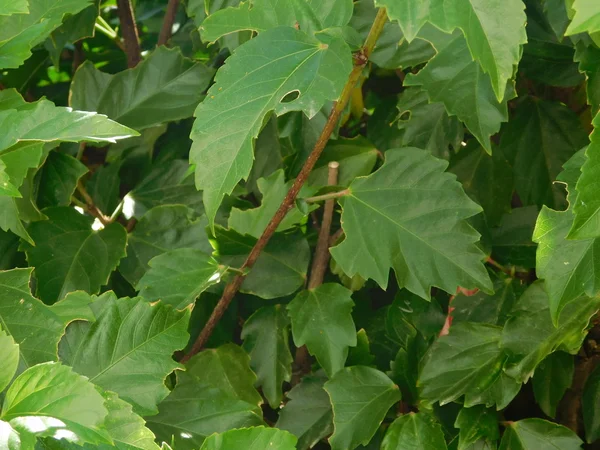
[137,249,225,309]
[0,90,138,152]
[499,98,587,209]
[276,374,333,450]
[1,362,110,447]
[70,47,213,131]
[419,323,506,406]
[566,0,600,36]
[377,0,526,101]
[213,227,309,299]
[199,427,297,450]
[0,0,28,15]
[571,112,600,238]
[531,352,574,418]
[501,281,599,382]
[405,31,513,153]
[241,305,293,408]
[498,419,582,450]
[330,148,492,298]
[324,366,401,450]
[118,205,211,287]
[0,268,63,369]
[288,284,356,377]
[381,413,447,450]
[23,207,127,304]
[583,364,600,443]
[59,296,190,416]
[0,328,19,393]
[147,372,263,450]
[190,26,352,228]
[36,152,88,209]
[0,0,93,69]
[200,0,353,42]
[455,406,499,450]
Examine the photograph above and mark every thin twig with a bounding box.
[180,7,389,363]
[158,0,180,46]
[329,228,344,247]
[304,188,349,204]
[76,181,110,226]
[116,0,142,68]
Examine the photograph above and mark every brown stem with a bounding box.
[179,7,389,364]
[116,0,142,68]
[76,181,110,226]
[158,0,180,46]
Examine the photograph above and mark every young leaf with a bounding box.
[381,413,447,450]
[404,32,513,152]
[190,27,352,228]
[583,364,600,443]
[419,323,506,406]
[23,207,127,304]
[137,249,225,309]
[325,366,401,450]
[0,0,93,69]
[330,148,492,298]
[287,283,357,377]
[147,372,263,450]
[119,205,211,287]
[455,406,499,450]
[214,227,310,299]
[241,305,293,408]
[498,419,582,450]
[565,0,600,36]
[532,352,574,418]
[276,374,333,450]
[0,328,19,393]
[1,362,110,446]
[199,427,297,450]
[36,152,88,208]
[502,282,599,382]
[0,268,63,369]
[70,47,213,131]
[59,296,191,416]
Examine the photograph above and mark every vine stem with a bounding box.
[304,188,349,204]
[116,0,142,68]
[180,7,389,363]
[158,0,180,46]
[76,181,111,226]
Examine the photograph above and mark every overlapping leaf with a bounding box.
[330,148,492,298]
[498,419,582,449]
[566,0,600,36]
[455,406,499,450]
[199,427,297,450]
[0,328,19,393]
[532,352,574,418]
[381,413,447,450]
[37,152,88,209]
[190,26,352,228]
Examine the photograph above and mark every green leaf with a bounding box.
[330,148,492,298]
[137,249,225,309]
[1,362,110,446]
[199,427,297,450]
[70,47,213,131]
[449,142,513,227]
[23,207,127,304]
[324,366,401,450]
[378,0,526,101]
[200,0,353,42]
[287,283,356,377]
[36,152,88,209]
[498,419,582,450]
[190,27,352,228]
[185,344,263,412]
[59,296,190,416]
[241,305,293,408]
[0,196,32,244]
[0,420,26,450]
[0,328,19,393]
[491,206,539,269]
[213,227,309,299]
[118,205,211,287]
[228,170,314,238]
[566,0,600,36]
[405,31,513,153]
[147,372,263,450]
[276,374,333,450]
[0,90,138,152]
[455,406,499,450]
[499,98,588,209]
[532,352,574,418]
[0,0,28,16]
[0,268,63,369]
[501,281,599,382]
[381,413,447,450]
[583,364,600,443]
[419,323,506,406]
[0,0,93,69]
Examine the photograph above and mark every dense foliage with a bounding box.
[2,0,600,448]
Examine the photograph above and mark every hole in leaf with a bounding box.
[280,90,300,103]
